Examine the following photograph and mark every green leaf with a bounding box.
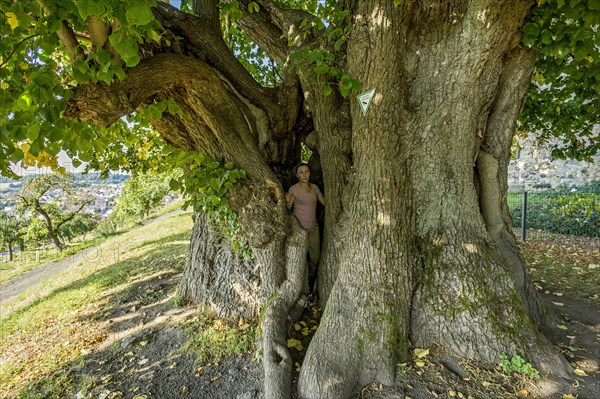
[148,105,162,120]
[210,178,221,191]
[322,84,333,96]
[27,124,41,141]
[540,29,553,45]
[16,93,32,111]
[315,64,329,75]
[523,23,540,37]
[126,0,155,26]
[573,28,593,43]
[248,2,260,13]
[76,0,106,21]
[167,102,183,116]
[109,35,141,67]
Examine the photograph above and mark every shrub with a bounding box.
[508,189,599,237]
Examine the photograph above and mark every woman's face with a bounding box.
[297,165,310,183]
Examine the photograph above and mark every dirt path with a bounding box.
[0,249,95,306]
[0,210,183,307]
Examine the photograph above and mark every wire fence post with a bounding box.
[521,191,527,241]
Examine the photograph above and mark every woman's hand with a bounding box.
[285,192,294,209]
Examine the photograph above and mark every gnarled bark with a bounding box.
[179,212,261,319]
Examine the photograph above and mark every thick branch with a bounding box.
[56,20,86,62]
[37,0,85,62]
[87,16,109,49]
[154,4,280,117]
[65,54,221,126]
[236,0,322,65]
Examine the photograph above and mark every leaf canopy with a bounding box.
[0,0,598,178]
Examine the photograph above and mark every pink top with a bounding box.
[288,183,322,230]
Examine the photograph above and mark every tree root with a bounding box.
[262,217,308,399]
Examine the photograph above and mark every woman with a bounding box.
[285,163,325,291]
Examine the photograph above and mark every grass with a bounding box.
[0,211,193,399]
[0,199,186,285]
[178,313,257,365]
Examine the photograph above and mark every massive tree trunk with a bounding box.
[299,1,570,397]
[62,1,574,398]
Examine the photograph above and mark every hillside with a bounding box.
[1,211,598,399]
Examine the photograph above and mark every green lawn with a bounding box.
[0,211,193,398]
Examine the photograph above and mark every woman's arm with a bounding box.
[315,185,325,206]
[285,191,294,209]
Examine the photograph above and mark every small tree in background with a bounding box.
[18,173,93,251]
[59,212,98,242]
[0,210,24,261]
[110,172,173,222]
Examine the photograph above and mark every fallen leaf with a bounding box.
[574,369,588,377]
[287,338,303,351]
[557,325,568,330]
[562,394,576,399]
[414,359,425,367]
[181,386,189,393]
[413,348,429,358]
[518,389,528,397]
[448,390,456,397]
[552,302,564,306]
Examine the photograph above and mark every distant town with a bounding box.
[0,172,130,217]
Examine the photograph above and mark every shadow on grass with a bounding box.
[6,228,263,399]
[1,230,190,331]
[1,230,195,398]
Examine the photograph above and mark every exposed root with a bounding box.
[263,217,308,399]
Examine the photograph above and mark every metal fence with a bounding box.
[507,191,599,242]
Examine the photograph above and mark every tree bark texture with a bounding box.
[63,0,575,398]
[300,0,569,397]
[179,212,261,319]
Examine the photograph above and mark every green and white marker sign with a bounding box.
[357,88,376,116]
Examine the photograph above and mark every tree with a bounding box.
[1,1,598,398]
[0,210,23,261]
[58,212,98,242]
[110,171,171,221]
[18,173,93,251]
